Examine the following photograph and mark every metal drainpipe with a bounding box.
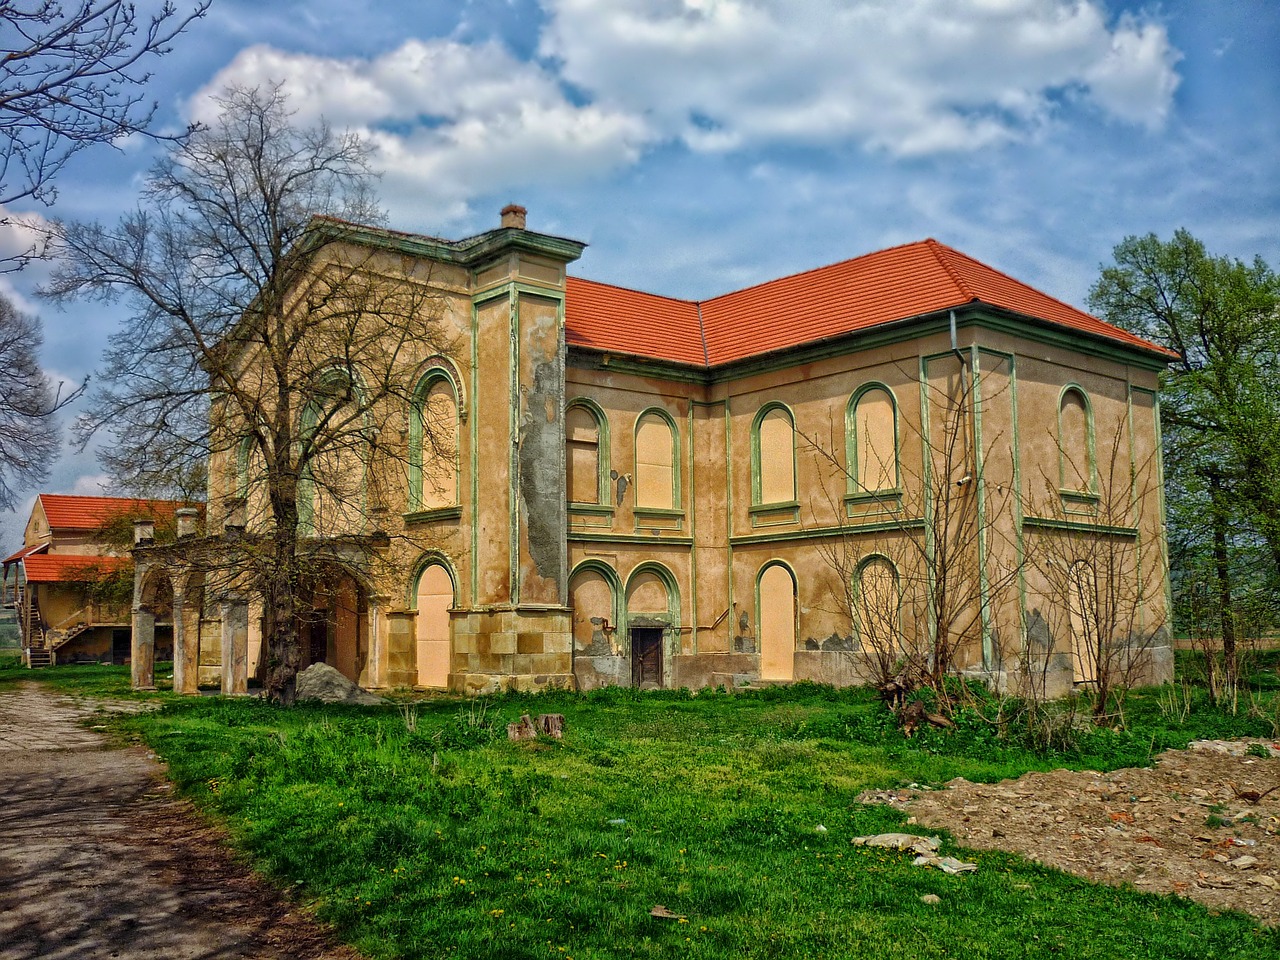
[949,309,972,476]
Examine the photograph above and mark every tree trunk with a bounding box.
[1208,471,1238,699]
[261,469,304,704]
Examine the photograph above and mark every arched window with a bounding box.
[856,556,901,655]
[299,369,367,537]
[569,562,619,657]
[758,562,797,681]
[848,385,899,494]
[752,405,796,505]
[413,561,455,687]
[411,371,459,511]
[234,435,254,500]
[1058,386,1094,494]
[635,410,677,510]
[567,402,607,505]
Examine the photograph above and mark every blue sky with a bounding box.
[2,0,1278,549]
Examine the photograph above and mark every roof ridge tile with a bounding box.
[926,238,977,302]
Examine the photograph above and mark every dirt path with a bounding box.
[0,682,363,960]
[862,740,1280,924]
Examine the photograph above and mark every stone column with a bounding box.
[363,595,385,689]
[131,606,155,691]
[171,589,201,695]
[219,596,249,696]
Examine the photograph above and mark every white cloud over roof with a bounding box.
[188,0,1181,220]
[539,0,1182,153]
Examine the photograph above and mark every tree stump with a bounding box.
[537,713,565,739]
[507,714,538,741]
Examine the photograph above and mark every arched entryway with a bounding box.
[413,561,455,687]
[758,562,797,682]
[132,566,174,691]
[301,563,370,684]
[625,564,679,689]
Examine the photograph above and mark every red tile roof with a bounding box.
[2,543,47,565]
[21,553,127,583]
[565,277,705,366]
[37,494,195,531]
[564,239,1175,367]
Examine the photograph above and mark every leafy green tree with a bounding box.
[1089,229,1280,697]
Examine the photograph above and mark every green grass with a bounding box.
[12,664,1280,958]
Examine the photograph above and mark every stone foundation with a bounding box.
[449,606,573,694]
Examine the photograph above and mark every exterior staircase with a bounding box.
[25,644,52,668]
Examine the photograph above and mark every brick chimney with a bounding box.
[500,204,527,230]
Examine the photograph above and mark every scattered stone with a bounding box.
[892,739,1280,924]
[814,824,828,834]
[650,905,684,920]
[293,663,383,705]
[853,833,941,855]
[912,854,977,874]
[920,894,941,905]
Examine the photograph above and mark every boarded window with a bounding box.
[302,376,366,536]
[1067,561,1098,683]
[627,570,669,615]
[415,564,454,687]
[635,413,676,509]
[852,388,897,493]
[570,567,615,655]
[756,407,795,504]
[417,378,458,508]
[857,557,900,654]
[1059,389,1092,492]
[758,564,796,681]
[567,405,602,504]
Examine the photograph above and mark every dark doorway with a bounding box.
[630,627,664,688]
[111,628,130,665]
[308,617,328,666]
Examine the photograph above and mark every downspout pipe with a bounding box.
[950,309,966,368]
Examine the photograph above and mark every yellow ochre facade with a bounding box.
[130,207,1174,697]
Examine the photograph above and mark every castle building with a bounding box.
[130,207,1175,697]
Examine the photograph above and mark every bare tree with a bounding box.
[0,291,82,509]
[44,85,453,701]
[1030,426,1168,724]
[1,1,209,208]
[810,353,1024,709]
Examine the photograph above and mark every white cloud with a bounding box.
[190,38,652,223]
[186,1,1181,222]
[539,0,1182,155]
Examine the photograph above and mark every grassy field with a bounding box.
[4,656,1279,959]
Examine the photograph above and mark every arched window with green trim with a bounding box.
[299,367,368,537]
[410,369,460,511]
[412,557,455,687]
[567,400,608,505]
[757,561,797,681]
[634,409,678,510]
[847,384,899,494]
[856,555,901,656]
[234,435,255,501]
[1058,385,1095,494]
[752,404,796,505]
